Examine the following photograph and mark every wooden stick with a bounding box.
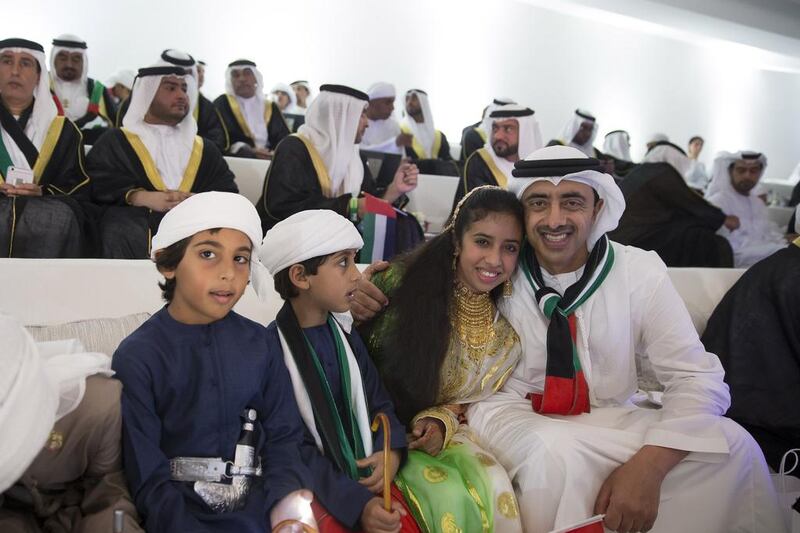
[370,412,392,512]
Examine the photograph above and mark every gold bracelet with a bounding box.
[412,406,459,449]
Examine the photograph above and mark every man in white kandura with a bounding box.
[466,145,787,533]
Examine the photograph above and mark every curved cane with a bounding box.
[370,412,392,512]
[271,519,318,533]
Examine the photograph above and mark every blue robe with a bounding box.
[264,319,408,529]
[113,308,310,532]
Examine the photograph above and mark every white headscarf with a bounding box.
[257,209,363,276]
[706,151,768,201]
[485,105,543,178]
[0,39,58,157]
[360,82,401,153]
[290,80,313,113]
[647,132,669,145]
[106,69,135,91]
[49,34,89,122]
[367,82,395,101]
[603,130,632,162]
[271,82,299,114]
[150,191,263,260]
[509,145,626,251]
[643,141,691,177]
[157,49,198,107]
[297,85,367,197]
[402,89,436,158]
[560,109,598,157]
[0,313,112,493]
[479,96,517,137]
[122,64,198,190]
[705,151,786,264]
[225,60,267,148]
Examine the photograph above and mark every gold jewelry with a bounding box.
[451,282,496,362]
[443,185,503,233]
[502,279,513,298]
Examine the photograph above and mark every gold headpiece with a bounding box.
[443,185,503,233]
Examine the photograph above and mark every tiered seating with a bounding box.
[221,160,462,237]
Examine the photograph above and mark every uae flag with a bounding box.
[359,193,397,262]
[548,515,605,533]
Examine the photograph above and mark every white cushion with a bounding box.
[405,174,459,234]
[225,156,270,205]
[0,259,747,391]
[767,206,794,228]
[667,267,745,335]
[449,142,462,161]
[26,313,151,356]
[0,258,282,327]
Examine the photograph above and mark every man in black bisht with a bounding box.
[0,37,91,258]
[49,34,117,145]
[701,212,800,479]
[117,50,229,153]
[610,140,740,267]
[214,59,290,159]
[87,64,237,258]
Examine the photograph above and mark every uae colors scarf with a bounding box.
[520,234,614,415]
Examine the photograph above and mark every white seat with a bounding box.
[0,258,745,354]
[405,174,459,234]
[449,142,462,161]
[0,258,280,328]
[767,206,795,229]
[224,157,270,205]
[760,179,797,205]
[666,267,745,334]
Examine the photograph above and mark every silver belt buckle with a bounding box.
[169,457,228,483]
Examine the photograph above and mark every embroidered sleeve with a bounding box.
[411,406,460,449]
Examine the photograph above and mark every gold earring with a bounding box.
[502,279,513,298]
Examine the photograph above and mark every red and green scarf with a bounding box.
[520,235,615,415]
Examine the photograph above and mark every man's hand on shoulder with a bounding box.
[351,261,390,323]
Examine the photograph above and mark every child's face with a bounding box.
[456,212,522,293]
[306,249,362,314]
[164,228,253,324]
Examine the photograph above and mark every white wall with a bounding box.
[8,0,800,179]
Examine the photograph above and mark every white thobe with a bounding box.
[140,124,191,191]
[707,190,786,268]
[360,117,401,155]
[237,95,267,149]
[468,242,787,533]
[53,80,89,122]
[685,159,709,190]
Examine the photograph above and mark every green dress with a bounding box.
[366,266,523,533]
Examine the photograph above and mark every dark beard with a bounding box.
[492,142,518,159]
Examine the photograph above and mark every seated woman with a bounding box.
[361,186,525,532]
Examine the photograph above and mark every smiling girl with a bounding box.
[362,185,525,533]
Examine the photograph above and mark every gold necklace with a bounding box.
[451,282,496,356]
